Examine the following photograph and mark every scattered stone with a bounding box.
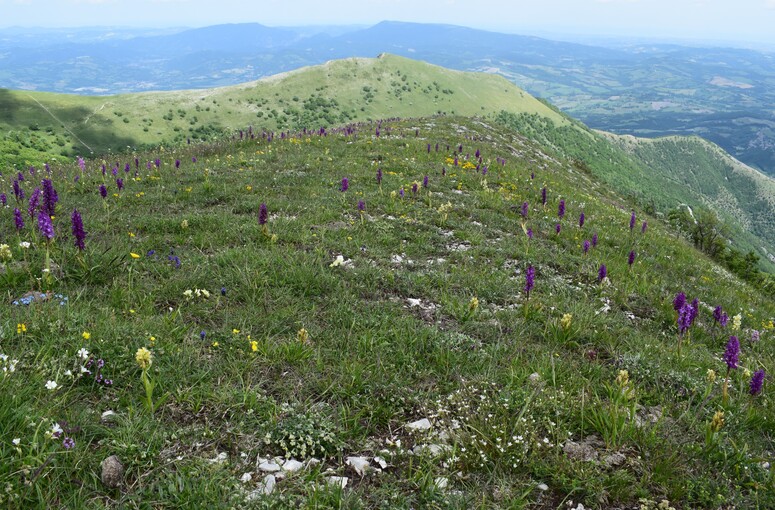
[528,372,542,385]
[346,456,371,476]
[247,474,277,498]
[281,459,304,473]
[446,241,470,252]
[240,472,253,483]
[306,458,321,469]
[413,444,450,456]
[100,410,118,425]
[434,476,449,489]
[326,476,349,489]
[258,460,282,473]
[634,405,663,428]
[406,418,432,432]
[101,455,124,489]
[603,453,626,467]
[563,438,599,462]
[374,456,388,469]
[208,452,228,464]
[537,483,549,491]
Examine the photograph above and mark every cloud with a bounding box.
[767,0,775,9]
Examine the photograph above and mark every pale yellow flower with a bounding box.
[710,410,724,432]
[560,313,573,330]
[135,347,152,370]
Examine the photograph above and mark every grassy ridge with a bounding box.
[2,53,774,268]
[0,54,564,166]
[1,116,774,508]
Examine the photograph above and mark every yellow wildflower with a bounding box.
[130,253,141,259]
[250,341,258,352]
[560,313,573,330]
[17,323,27,334]
[297,328,309,344]
[135,347,152,370]
[0,244,12,261]
[82,331,91,340]
[710,410,724,432]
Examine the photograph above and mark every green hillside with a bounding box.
[2,114,774,509]
[606,134,775,265]
[495,110,775,275]
[0,54,565,166]
[2,53,774,275]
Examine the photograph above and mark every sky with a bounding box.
[3,0,775,46]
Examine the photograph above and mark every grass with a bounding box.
[3,53,774,277]
[1,115,774,508]
[497,109,775,275]
[0,54,564,164]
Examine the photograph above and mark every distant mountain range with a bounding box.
[2,21,774,177]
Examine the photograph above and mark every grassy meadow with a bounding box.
[1,114,774,509]
[3,54,775,279]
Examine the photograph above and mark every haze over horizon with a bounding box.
[2,0,775,48]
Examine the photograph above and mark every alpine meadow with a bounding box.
[0,49,774,510]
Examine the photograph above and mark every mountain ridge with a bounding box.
[1,53,773,274]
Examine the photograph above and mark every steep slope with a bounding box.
[604,133,775,265]
[496,110,775,273]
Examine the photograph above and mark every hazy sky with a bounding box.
[3,0,775,45]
